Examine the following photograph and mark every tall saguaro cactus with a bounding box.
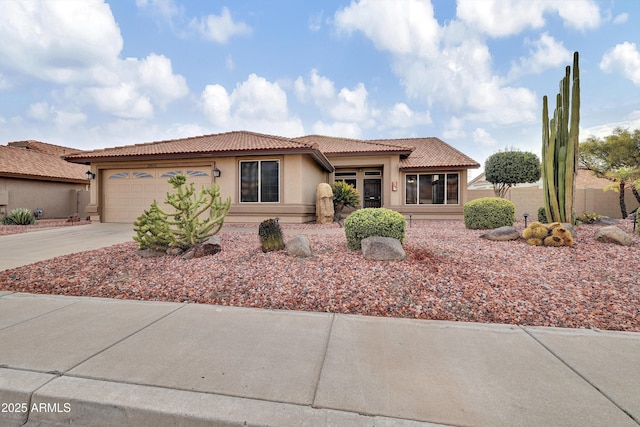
[542,51,580,224]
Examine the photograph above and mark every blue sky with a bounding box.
[1,0,639,178]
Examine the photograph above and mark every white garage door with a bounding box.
[103,168,212,223]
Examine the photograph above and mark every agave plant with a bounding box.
[1,208,36,225]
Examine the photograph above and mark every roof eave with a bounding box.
[66,148,335,172]
[0,172,88,184]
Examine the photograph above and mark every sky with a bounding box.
[0,0,639,179]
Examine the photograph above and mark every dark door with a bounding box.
[363,179,382,208]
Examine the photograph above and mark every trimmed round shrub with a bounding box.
[344,208,406,250]
[463,197,515,229]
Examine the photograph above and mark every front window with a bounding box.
[405,173,459,205]
[335,171,357,189]
[240,160,280,203]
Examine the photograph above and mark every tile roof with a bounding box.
[294,135,414,155]
[64,131,334,171]
[63,130,479,171]
[7,140,81,157]
[397,137,480,169]
[0,145,88,182]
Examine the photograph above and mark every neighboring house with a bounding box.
[64,131,480,224]
[0,141,89,218]
[467,172,542,191]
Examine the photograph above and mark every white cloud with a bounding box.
[131,54,189,105]
[54,110,86,131]
[308,11,324,32]
[442,116,467,140]
[508,33,572,80]
[472,128,497,147]
[312,121,362,139]
[600,42,640,87]
[384,103,432,129]
[335,0,440,59]
[334,2,538,130]
[0,1,188,121]
[456,0,601,38]
[27,102,52,121]
[135,0,182,25]
[200,74,304,136]
[0,0,122,85]
[612,13,628,24]
[456,0,547,37]
[26,101,86,130]
[188,7,251,44]
[294,69,336,106]
[555,0,601,30]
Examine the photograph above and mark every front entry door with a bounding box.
[363,179,382,208]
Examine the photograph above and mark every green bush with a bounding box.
[537,206,547,223]
[576,211,602,224]
[463,197,515,229]
[1,208,36,225]
[344,208,406,250]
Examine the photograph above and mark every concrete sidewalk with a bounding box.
[1,292,639,427]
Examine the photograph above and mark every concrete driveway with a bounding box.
[0,223,134,271]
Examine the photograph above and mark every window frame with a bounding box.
[239,159,281,203]
[404,172,460,205]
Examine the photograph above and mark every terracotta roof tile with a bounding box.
[65,131,325,160]
[294,135,414,154]
[0,145,88,182]
[397,137,480,169]
[7,140,81,157]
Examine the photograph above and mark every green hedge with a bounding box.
[463,197,515,229]
[344,208,406,250]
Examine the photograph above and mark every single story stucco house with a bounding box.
[0,140,89,218]
[64,131,480,224]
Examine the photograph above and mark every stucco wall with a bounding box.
[468,186,640,219]
[0,177,88,218]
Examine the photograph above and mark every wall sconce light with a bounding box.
[523,212,529,228]
[213,167,221,178]
[85,170,96,180]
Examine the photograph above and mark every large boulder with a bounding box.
[561,223,578,238]
[594,226,632,246]
[361,236,406,261]
[316,183,334,224]
[287,235,311,257]
[480,226,520,241]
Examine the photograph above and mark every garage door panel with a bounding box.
[103,168,212,223]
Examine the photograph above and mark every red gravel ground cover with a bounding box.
[0,219,91,236]
[1,220,638,331]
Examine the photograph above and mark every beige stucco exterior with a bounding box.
[0,177,88,219]
[85,153,331,224]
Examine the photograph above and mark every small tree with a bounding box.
[134,174,231,251]
[580,128,640,218]
[484,150,541,198]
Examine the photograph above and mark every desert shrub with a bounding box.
[331,181,360,220]
[463,197,515,229]
[537,207,547,223]
[134,174,231,251]
[1,208,36,225]
[344,208,406,250]
[576,211,602,224]
[259,218,285,252]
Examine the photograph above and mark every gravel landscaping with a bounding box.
[1,220,638,331]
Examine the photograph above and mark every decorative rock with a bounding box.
[166,247,184,256]
[361,236,406,261]
[479,226,520,241]
[182,236,222,260]
[137,248,165,258]
[286,235,311,257]
[594,226,632,246]
[561,223,578,238]
[594,216,619,225]
[316,183,334,224]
